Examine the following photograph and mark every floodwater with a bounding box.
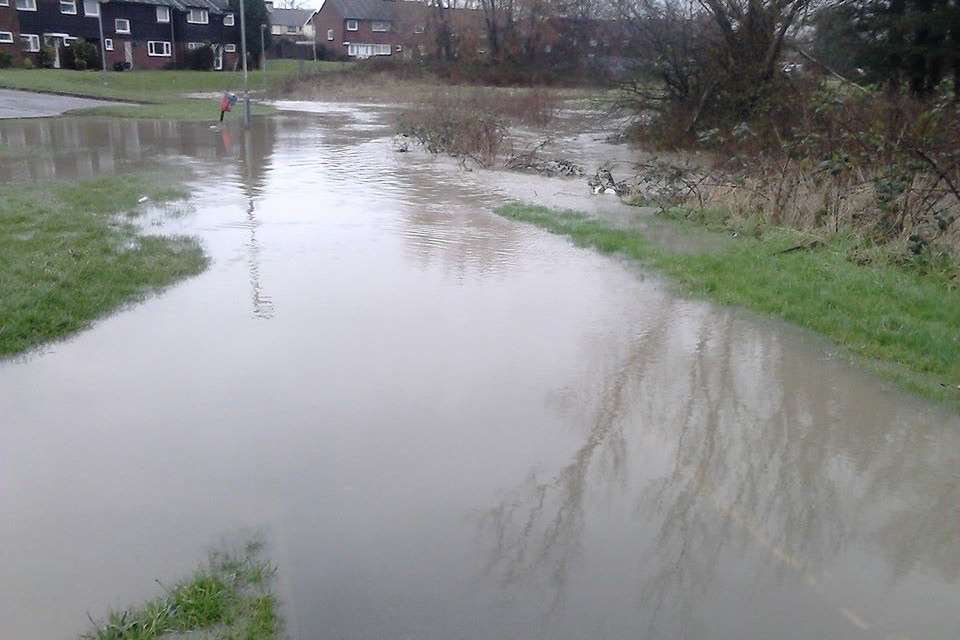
[1,105,958,640]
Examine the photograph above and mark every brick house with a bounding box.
[6,0,240,69]
[309,0,487,61]
[0,3,24,65]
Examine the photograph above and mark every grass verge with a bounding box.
[0,172,207,357]
[496,203,960,407]
[0,62,345,101]
[67,98,276,121]
[83,540,280,640]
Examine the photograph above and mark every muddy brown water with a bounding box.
[1,105,958,640]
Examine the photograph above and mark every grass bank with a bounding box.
[0,172,206,357]
[0,61,344,119]
[83,541,279,640]
[496,203,960,407]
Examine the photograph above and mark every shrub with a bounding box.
[0,51,11,69]
[38,45,54,69]
[21,57,34,69]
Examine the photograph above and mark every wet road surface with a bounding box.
[0,88,122,119]
[1,107,958,640]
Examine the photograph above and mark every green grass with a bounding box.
[68,98,277,121]
[83,540,280,640]
[0,61,346,101]
[496,203,960,407]
[0,172,207,357]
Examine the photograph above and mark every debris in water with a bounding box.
[137,196,149,204]
[505,157,584,177]
[588,168,630,196]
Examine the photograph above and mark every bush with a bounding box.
[0,51,11,69]
[21,57,34,69]
[183,44,214,71]
[38,46,54,69]
[69,38,99,71]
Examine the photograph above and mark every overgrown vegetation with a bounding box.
[496,203,960,406]
[82,539,280,640]
[616,0,960,259]
[0,173,207,357]
[395,87,561,166]
[68,98,276,121]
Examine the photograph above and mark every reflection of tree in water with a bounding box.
[480,301,960,636]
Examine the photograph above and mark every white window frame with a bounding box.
[286,25,297,33]
[20,33,40,51]
[186,8,208,24]
[224,43,236,53]
[414,24,424,34]
[186,41,203,50]
[103,37,113,50]
[114,18,131,34]
[371,21,390,32]
[59,0,77,14]
[223,13,234,26]
[326,28,333,41]
[0,31,13,43]
[345,19,358,31]
[0,0,8,7]
[15,0,37,10]
[146,40,171,57]
[82,0,98,16]
[156,6,170,23]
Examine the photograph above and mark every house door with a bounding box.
[123,41,133,69]
[213,45,223,71]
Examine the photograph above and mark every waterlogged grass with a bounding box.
[496,203,960,406]
[68,98,277,121]
[0,173,207,357]
[83,541,280,640]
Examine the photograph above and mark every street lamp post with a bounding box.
[239,0,250,127]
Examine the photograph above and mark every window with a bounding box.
[414,24,424,34]
[0,32,13,43]
[156,6,169,22]
[345,19,358,31]
[187,8,208,24]
[286,25,297,33]
[59,0,76,13]
[20,33,39,51]
[371,21,390,32]
[224,43,236,53]
[114,18,130,34]
[271,25,283,35]
[0,0,8,7]
[326,28,333,41]
[347,42,390,58]
[103,37,113,50]
[15,0,37,10]
[147,40,171,56]
[223,13,234,26]
[83,0,98,16]
[186,41,203,50]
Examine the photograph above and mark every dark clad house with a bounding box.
[6,0,240,69]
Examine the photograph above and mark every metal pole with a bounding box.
[260,24,265,77]
[239,0,250,127]
[96,0,107,81]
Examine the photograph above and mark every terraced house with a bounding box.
[0,0,241,69]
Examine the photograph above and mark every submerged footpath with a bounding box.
[495,202,960,409]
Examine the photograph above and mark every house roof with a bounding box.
[325,0,397,21]
[270,7,312,27]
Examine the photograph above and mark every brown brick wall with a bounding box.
[0,7,22,65]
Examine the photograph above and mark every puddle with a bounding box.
[1,106,958,640]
